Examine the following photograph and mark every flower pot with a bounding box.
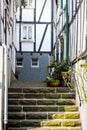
[51,80,60,87]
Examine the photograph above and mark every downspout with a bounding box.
[66,0,69,58]
[4,9,8,130]
[4,45,8,130]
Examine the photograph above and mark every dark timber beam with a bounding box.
[38,24,48,52]
[38,0,47,22]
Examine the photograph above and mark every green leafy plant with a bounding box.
[46,59,70,86]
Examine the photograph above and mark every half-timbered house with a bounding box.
[16,0,57,81]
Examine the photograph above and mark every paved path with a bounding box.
[10,80,47,88]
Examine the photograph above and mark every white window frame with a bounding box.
[22,25,32,41]
[31,58,39,68]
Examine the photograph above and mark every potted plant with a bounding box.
[51,79,60,87]
[45,59,70,87]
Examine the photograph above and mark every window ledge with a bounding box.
[21,40,34,43]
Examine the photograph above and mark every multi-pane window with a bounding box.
[26,0,33,8]
[23,26,32,40]
[16,58,23,67]
[31,58,39,67]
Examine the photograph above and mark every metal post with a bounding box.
[4,9,8,130]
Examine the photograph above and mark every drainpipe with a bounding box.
[4,45,8,130]
[4,8,8,130]
[66,0,69,58]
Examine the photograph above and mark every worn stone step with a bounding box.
[8,99,76,106]
[8,83,81,130]
[8,93,75,99]
[8,119,81,128]
[8,112,80,121]
[8,127,82,130]
[8,105,78,112]
[8,120,41,128]
[8,87,72,93]
[41,119,81,127]
[29,127,82,130]
[8,112,51,120]
[52,112,80,119]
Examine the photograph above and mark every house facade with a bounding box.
[16,0,57,81]
[56,0,87,130]
[0,0,18,129]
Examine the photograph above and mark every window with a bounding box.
[31,58,39,67]
[26,0,33,8]
[16,58,23,67]
[23,25,32,40]
[29,0,32,6]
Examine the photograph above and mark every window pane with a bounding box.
[28,26,32,39]
[23,26,27,39]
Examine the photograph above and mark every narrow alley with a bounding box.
[0,0,87,130]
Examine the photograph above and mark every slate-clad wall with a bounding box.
[16,53,49,81]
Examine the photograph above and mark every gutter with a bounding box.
[66,0,69,58]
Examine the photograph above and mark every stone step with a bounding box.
[8,84,81,130]
[41,119,81,127]
[52,112,80,119]
[8,105,78,112]
[8,112,80,120]
[8,87,73,93]
[8,120,41,128]
[8,112,55,120]
[29,127,82,130]
[8,99,76,106]
[8,119,81,128]
[8,93,75,99]
[8,127,82,130]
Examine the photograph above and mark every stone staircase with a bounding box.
[8,82,82,130]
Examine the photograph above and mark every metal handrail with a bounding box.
[62,66,87,106]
